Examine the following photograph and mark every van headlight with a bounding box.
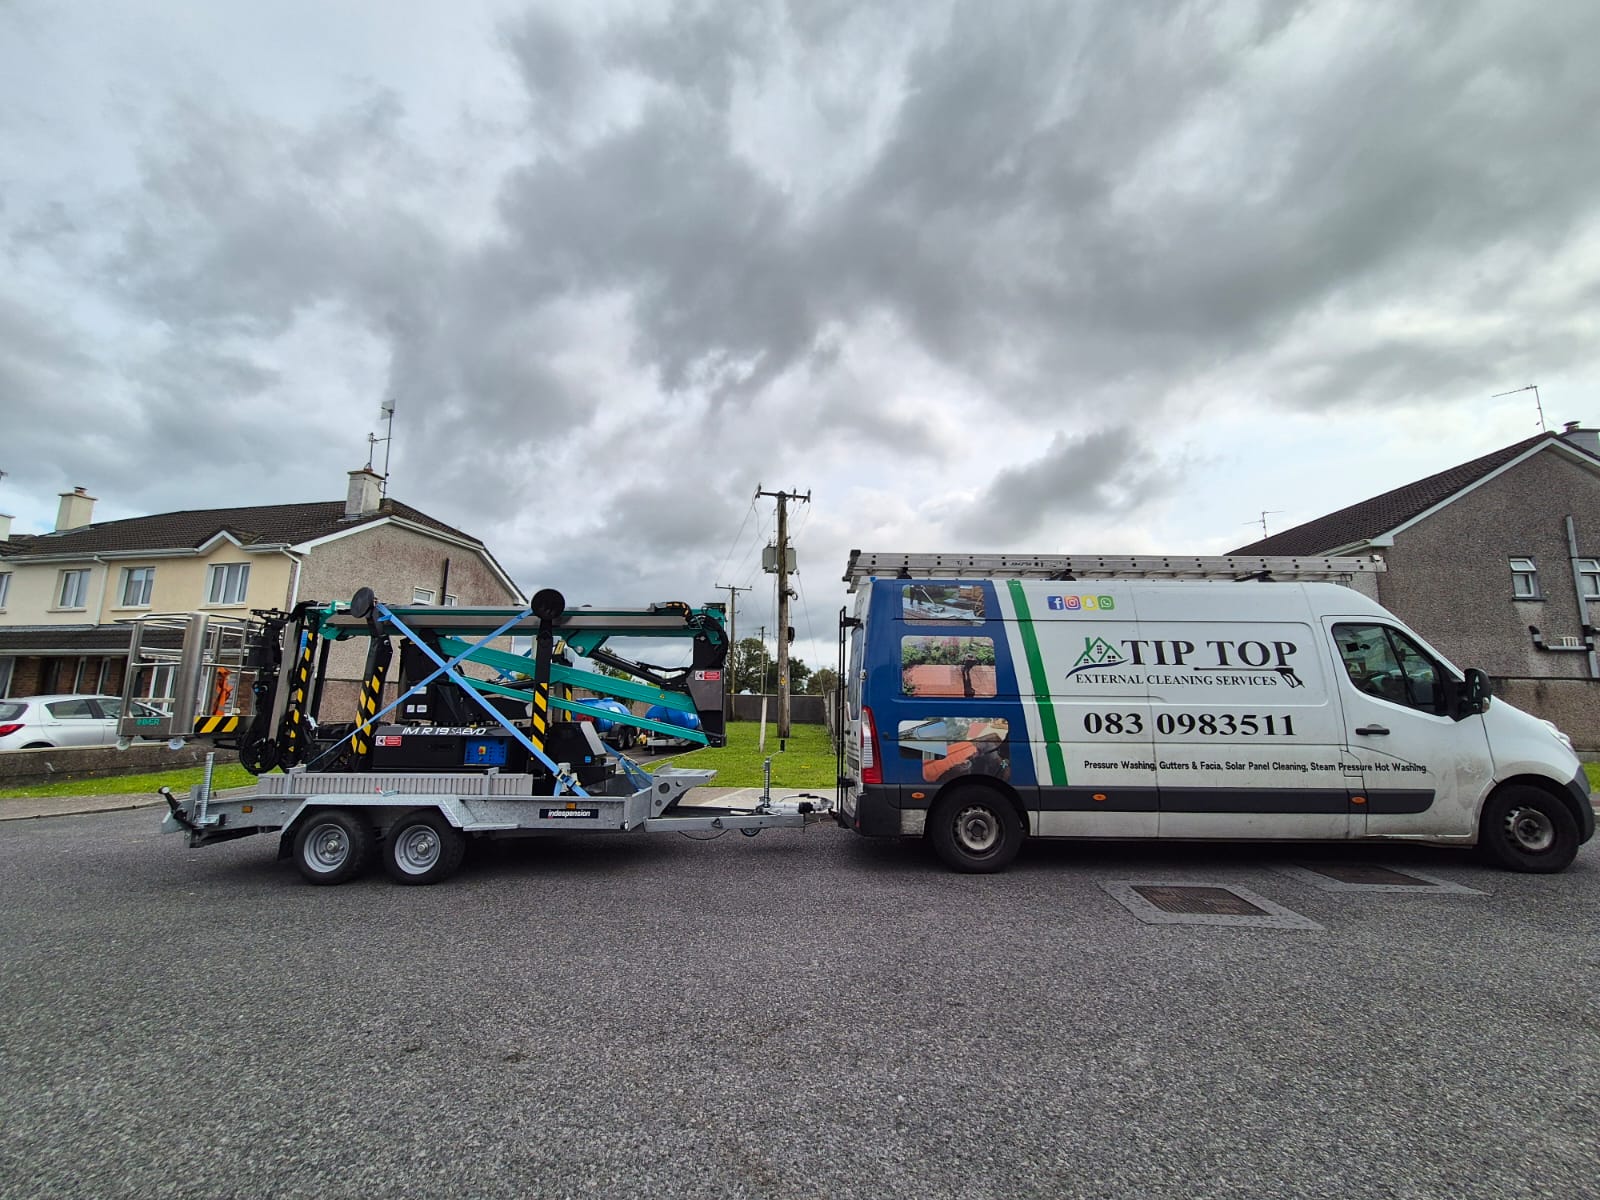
[1540,719,1574,752]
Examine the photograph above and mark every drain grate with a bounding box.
[1306,864,1431,887]
[1272,863,1486,895]
[1101,880,1323,930]
[1132,885,1269,916]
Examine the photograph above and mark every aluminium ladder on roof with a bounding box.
[842,550,1386,590]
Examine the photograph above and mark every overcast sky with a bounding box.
[3,0,1599,672]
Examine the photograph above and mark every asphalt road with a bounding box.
[2,811,1597,1200]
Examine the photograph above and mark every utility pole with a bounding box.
[713,582,752,702]
[757,485,810,739]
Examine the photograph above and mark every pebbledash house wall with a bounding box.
[294,522,522,721]
[1370,449,1600,749]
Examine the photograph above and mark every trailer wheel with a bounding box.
[1477,785,1579,873]
[382,809,467,885]
[292,809,375,886]
[929,786,1022,874]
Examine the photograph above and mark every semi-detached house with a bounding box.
[1231,421,1600,749]
[0,469,522,717]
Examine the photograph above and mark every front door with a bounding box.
[1325,619,1492,840]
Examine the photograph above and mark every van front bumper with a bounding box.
[1565,769,1596,844]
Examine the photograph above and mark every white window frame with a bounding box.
[58,568,90,609]
[206,562,251,606]
[443,594,458,607]
[0,571,11,608]
[1578,558,1600,601]
[412,587,436,605]
[120,566,155,608]
[1510,557,1539,599]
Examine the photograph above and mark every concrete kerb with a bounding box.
[0,785,831,823]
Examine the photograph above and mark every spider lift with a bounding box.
[119,586,827,886]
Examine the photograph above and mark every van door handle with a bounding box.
[1355,724,1389,736]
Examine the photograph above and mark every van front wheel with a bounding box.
[929,787,1022,874]
[1478,786,1579,873]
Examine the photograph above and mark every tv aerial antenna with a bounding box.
[1492,384,1546,432]
[366,399,397,497]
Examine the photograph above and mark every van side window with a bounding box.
[1333,623,1443,713]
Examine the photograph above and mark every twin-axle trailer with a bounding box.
[124,586,826,885]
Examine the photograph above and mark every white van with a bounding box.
[837,557,1593,873]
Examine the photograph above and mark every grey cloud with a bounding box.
[950,425,1168,542]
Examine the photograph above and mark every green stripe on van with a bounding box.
[1007,580,1068,785]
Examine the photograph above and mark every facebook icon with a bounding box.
[1046,596,1066,610]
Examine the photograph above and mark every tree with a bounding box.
[730,636,810,693]
[806,667,840,696]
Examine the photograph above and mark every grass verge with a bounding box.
[0,762,256,801]
[643,721,835,788]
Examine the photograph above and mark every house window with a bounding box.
[206,563,250,605]
[120,566,155,608]
[1509,557,1539,599]
[412,588,436,604]
[0,657,12,698]
[0,571,10,607]
[1578,558,1600,601]
[443,594,458,607]
[58,568,90,608]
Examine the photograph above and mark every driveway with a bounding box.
[1,809,1596,1199]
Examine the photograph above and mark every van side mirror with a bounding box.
[1455,668,1491,719]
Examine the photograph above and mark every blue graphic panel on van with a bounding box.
[876,582,1037,789]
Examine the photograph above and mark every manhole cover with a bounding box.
[1132,885,1269,916]
[1271,863,1487,895]
[1306,864,1430,886]
[1101,880,1323,930]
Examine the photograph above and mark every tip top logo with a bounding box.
[1066,636,1126,677]
[1047,594,1114,612]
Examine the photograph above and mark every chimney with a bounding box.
[1559,420,1600,458]
[56,486,96,531]
[345,468,384,519]
[0,512,11,541]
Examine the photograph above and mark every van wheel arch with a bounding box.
[1481,775,1587,838]
[927,777,1029,838]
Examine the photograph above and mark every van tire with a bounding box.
[929,787,1022,873]
[382,809,467,885]
[1478,785,1579,873]
[292,809,375,886]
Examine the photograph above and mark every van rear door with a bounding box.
[1324,618,1490,840]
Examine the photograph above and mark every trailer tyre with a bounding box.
[929,786,1022,874]
[293,809,375,886]
[383,809,467,885]
[1478,785,1579,873]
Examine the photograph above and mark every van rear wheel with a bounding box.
[1478,785,1579,873]
[929,787,1022,873]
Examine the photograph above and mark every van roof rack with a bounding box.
[842,551,1386,590]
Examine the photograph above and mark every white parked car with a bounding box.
[0,694,163,751]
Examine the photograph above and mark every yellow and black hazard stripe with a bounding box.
[193,714,241,735]
[352,667,385,757]
[530,681,550,753]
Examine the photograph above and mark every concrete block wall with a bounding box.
[0,743,240,788]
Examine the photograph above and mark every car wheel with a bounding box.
[382,809,467,885]
[292,809,375,886]
[928,785,1023,873]
[1478,785,1579,873]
